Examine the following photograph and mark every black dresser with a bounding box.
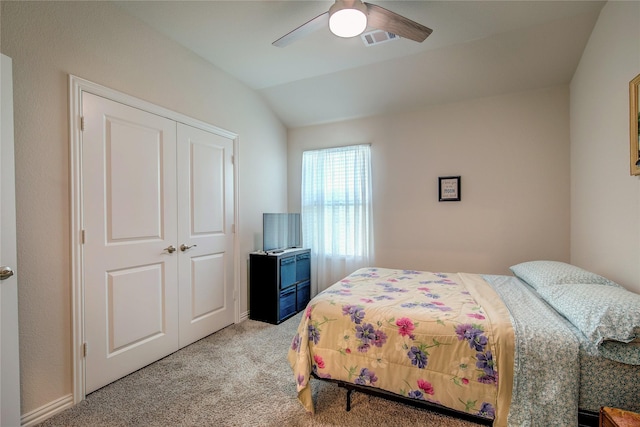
[249,248,311,324]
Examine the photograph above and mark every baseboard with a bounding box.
[21,393,74,427]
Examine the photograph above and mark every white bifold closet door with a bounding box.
[176,123,235,347]
[82,93,234,394]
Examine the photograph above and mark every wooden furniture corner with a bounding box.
[600,407,640,427]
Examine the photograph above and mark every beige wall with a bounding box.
[570,1,640,294]
[1,1,287,419]
[289,86,571,281]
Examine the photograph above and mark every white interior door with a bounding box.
[0,53,21,427]
[82,93,179,394]
[177,124,234,347]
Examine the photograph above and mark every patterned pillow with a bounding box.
[537,283,640,345]
[509,260,620,290]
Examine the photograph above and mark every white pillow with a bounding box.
[509,260,620,290]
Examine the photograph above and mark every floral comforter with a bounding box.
[288,268,515,426]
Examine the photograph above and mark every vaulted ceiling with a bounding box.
[115,1,605,128]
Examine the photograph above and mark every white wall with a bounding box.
[289,86,571,289]
[0,1,288,418]
[570,1,640,294]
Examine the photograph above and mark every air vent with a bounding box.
[361,30,400,47]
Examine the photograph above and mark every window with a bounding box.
[301,144,374,291]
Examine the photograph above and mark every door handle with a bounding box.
[0,266,14,280]
[164,245,177,254]
[180,244,197,252]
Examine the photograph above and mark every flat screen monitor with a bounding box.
[263,213,301,252]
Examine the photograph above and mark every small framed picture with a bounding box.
[439,176,461,202]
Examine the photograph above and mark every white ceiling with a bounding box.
[114,0,605,128]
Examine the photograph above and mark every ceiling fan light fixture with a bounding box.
[329,1,368,38]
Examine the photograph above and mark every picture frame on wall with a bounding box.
[630,73,640,175]
[439,176,461,202]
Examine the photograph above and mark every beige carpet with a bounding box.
[39,312,485,427]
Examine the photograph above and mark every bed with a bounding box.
[287,261,640,426]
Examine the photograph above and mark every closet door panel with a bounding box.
[191,253,225,317]
[108,264,165,351]
[191,142,224,234]
[177,123,234,347]
[82,93,179,394]
[108,120,164,240]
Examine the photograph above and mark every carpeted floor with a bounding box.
[39,312,484,426]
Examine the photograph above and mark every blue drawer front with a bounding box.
[296,280,310,312]
[280,256,296,289]
[296,252,310,261]
[296,253,310,282]
[279,287,297,320]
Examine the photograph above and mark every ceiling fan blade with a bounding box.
[364,3,433,43]
[272,11,329,47]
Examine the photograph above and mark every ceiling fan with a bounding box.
[272,0,433,47]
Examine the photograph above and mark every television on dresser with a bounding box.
[262,213,302,252]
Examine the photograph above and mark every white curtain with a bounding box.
[301,144,374,294]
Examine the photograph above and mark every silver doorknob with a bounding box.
[164,245,176,254]
[180,244,197,252]
[0,266,14,280]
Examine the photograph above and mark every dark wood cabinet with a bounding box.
[249,248,311,324]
